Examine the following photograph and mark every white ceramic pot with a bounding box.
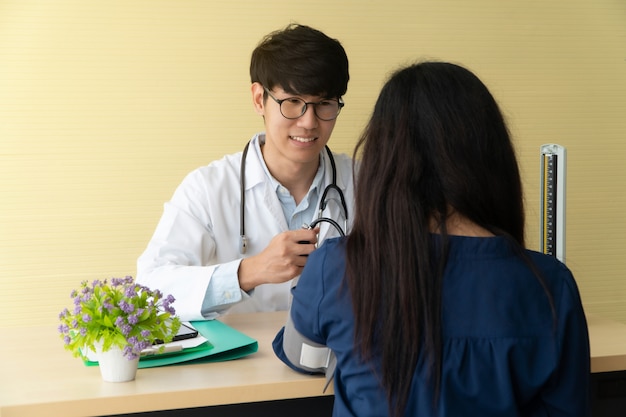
[95,343,139,382]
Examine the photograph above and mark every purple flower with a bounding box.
[162,294,176,315]
[112,276,133,287]
[136,340,151,351]
[124,285,138,298]
[123,345,138,360]
[119,323,132,336]
[137,284,151,293]
[119,300,134,314]
[82,314,92,322]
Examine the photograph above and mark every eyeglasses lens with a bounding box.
[281,98,341,121]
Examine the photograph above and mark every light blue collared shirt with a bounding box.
[270,162,324,231]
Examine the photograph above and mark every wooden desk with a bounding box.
[587,314,626,373]
[1,312,626,417]
[0,312,330,417]
[586,315,626,417]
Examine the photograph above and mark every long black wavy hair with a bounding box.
[346,61,528,416]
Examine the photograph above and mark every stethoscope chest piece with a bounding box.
[240,235,248,254]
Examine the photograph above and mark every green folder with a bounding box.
[84,320,258,368]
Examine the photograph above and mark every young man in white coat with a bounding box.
[136,24,354,321]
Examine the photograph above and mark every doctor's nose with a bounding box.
[297,105,319,129]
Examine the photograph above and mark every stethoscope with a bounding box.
[239,140,348,254]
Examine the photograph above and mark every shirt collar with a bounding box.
[254,133,326,198]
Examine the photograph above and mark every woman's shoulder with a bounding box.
[310,237,347,264]
[525,250,578,289]
[302,237,348,289]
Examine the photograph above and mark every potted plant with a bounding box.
[58,275,181,382]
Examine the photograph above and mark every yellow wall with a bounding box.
[1,0,625,328]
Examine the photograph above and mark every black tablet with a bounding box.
[153,323,198,345]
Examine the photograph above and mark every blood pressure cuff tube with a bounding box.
[282,313,336,392]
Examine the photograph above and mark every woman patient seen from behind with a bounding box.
[273,61,590,416]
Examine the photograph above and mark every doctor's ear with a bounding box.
[251,82,265,116]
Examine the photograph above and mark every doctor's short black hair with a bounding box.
[250,23,349,99]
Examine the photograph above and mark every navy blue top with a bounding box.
[273,235,590,416]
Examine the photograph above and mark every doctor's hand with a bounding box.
[237,228,320,292]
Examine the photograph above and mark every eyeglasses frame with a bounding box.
[263,87,344,121]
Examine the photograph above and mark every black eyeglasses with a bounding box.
[264,87,344,121]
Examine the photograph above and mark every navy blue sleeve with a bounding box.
[541,266,591,416]
[272,242,330,371]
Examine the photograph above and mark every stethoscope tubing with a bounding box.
[239,140,347,254]
[239,142,251,254]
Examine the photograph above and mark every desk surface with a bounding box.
[587,314,626,373]
[1,312,625,417]
[0,311,329,417]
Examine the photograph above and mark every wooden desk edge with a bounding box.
[1,381,331,417]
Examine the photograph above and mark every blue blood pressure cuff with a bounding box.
[279,313,336,392]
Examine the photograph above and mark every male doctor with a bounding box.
[136,24,354,321]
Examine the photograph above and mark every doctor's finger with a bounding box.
[293,255,309,268]
[293,228,320,244]
[294,242,317,257]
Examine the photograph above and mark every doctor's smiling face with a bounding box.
[251,82,338,175]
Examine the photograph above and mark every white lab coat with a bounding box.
[136,133,355,320]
